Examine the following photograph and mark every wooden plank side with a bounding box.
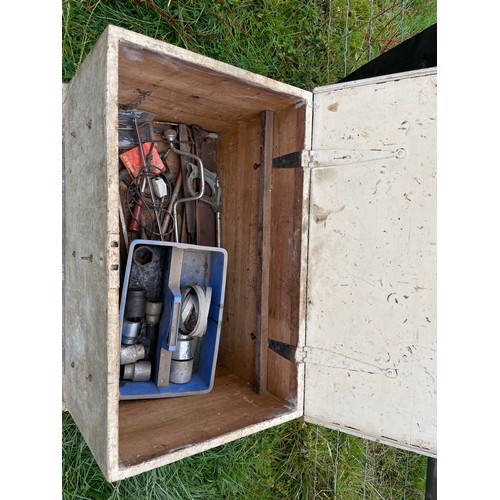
[116,32,310,132]
[266,102,309,403]
[255,110,274,394]
[305,71,437,455]
[216,119,261,384]
[62,82,68,412]
[63,27,120,479]
[269,103,307,348]
[267,348,298,404]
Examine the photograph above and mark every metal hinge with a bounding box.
[268,340,307,364]
[253,150,309,170]
[310,147,407,167]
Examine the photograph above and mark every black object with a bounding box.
[425,457,437,500]
[338,23,437,83]
[125,288,147,319]
[253,151,303,170]
[268,339,297,362]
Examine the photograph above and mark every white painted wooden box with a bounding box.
[63,25,436,482]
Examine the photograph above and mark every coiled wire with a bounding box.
[125,165,173,238]
[179,285,213,338]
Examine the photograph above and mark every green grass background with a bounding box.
[62,1,436,497]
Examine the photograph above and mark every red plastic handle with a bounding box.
[128,196,144,232]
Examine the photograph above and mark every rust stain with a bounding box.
[328,102,339,112]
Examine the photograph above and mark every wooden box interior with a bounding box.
[117,41,307,466]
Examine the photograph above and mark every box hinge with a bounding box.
[253,150,309,170]
[310,147,406,167]
[268,340,307,364]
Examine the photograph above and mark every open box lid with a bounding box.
[303,68,437,456]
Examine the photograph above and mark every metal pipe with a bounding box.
[134,118,164,239]
[160,170,183,237]
[163,129,205,242]
[143,149,164,241]
[134,116,148,168]
[425,458,437,500]
[215,176,221,247]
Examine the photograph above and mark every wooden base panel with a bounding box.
[118,370,293,467]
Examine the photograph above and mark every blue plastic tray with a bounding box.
[119,239,227,400]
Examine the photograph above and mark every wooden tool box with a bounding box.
[62,25,436,482]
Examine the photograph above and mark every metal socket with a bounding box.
[145,300,163,325]
[125,288,146,319]
[133,246,154,266]
[171,338,193,361]
[169,358,194,384]
[121,319,142,345]
[120,344,146,365]
[122,360,151,381]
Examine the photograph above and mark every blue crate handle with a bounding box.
[162,286,181,352]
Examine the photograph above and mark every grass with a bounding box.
[63,412,427,499]
[62,1,436,497]
[62,0,436,87]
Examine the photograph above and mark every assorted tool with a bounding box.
[117,111,225,396]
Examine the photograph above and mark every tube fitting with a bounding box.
[145,300,163,325]
[121,318,142,345]
[125,288,146,319]
[169,359,194,384]
[120,344,146,365]
[122,360,152,382]
[171,338,193,361]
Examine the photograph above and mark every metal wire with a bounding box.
[327,0,333,81]
[368,0,375,61]
[403,450,410,499]
[401,0,406,42]
[313,425,319,498]
[362,439,369,499]
[125,167,173,239]
[342,0,437,77]
[333,430,340,499]
[343,0,350,77]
